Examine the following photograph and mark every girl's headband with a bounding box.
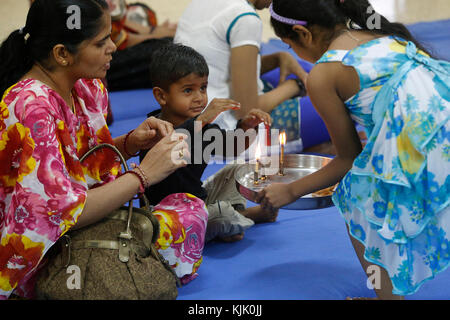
[269,3,307,26]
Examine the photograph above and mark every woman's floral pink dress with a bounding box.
[0,79,207,299]
[0,78,118,299]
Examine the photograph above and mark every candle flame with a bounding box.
[255,143,261,160]
[279,131,286,145]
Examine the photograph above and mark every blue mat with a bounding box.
[409,19,450,61]
[107,19,450,300]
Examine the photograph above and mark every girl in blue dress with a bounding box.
[257,0,449,299]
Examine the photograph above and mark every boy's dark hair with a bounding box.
[271,0,432,57]
[149,43,209,90]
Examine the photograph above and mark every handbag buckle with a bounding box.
[118,231,132,263]
[61,235,72,268]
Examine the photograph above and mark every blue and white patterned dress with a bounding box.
[316,36,450,296]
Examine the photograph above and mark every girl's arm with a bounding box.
[257,62,362,209]
[260,52,282,75]
[230,46,302,118]
[230,45,260,119]
[261,52,308,84]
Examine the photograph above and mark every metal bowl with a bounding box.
[235,154,335,210]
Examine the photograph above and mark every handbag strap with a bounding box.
[65,237,181,287]
[79,143,156,262]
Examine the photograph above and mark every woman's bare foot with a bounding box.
[239,205,278,224]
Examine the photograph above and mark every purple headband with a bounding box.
[269,3,307,26]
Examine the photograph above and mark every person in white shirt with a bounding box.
[174,0,309,146]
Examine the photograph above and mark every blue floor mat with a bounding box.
[107,19,450,300]
[408,19,450,61]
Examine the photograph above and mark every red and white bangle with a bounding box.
[132,164,151,188]
[125,170,145,195]
[123,130,139,157]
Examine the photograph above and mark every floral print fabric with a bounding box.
[152,193,208,285]
[0,78,119,299]
[316,36,450,295]
[262,81,301,143]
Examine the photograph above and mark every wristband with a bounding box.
[133,165,151,188]
[292,78,307,98]
[123,130,139,157]
[125,170,145,195]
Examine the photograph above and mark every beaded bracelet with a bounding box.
[125,170,145,195]
[123,130,140,158]
[133,165,151,188]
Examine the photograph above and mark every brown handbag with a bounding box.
[35,144,179,300]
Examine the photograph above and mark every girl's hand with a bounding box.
[139,133,189,186]
[255,183,298,211]
[130,116,174,152]
[239,109,272,131]
[197,98,241,126]
[278,52,308,85]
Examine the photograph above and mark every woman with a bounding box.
[0,0,190,299]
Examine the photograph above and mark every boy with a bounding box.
[140,43,278,242]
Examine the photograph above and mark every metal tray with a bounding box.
[235,154,335,210]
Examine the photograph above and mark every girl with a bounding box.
[257,0,449,299]
[0,0,189,299]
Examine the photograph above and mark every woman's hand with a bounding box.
[197,98,241,126]
[238,109,272,131]
[139,132,189,186]
[129,116,174,152]
[278,52,308,85]
[255,182,298,211]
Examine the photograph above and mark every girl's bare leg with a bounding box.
[346,224,404,300]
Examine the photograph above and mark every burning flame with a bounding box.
[279,131,286,145]
[255,143,261,160]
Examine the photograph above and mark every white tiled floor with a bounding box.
[1,0,449,43]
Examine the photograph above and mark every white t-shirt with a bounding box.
[174,0,265,130]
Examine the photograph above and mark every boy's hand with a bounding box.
[239,109,272,131]
[197,98,241,126]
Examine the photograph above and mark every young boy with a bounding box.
[140,43,278,242]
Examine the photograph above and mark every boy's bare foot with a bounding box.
[239,206,278,224]
[218,233,245,242]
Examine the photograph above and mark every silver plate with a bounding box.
[235,154,335,210]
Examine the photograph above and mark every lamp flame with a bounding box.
[279,131,286,145]
[255,143,261,161]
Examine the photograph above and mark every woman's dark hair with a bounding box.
[270,0,432,56]
[0,0,109,96]
[149,43,209,90]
